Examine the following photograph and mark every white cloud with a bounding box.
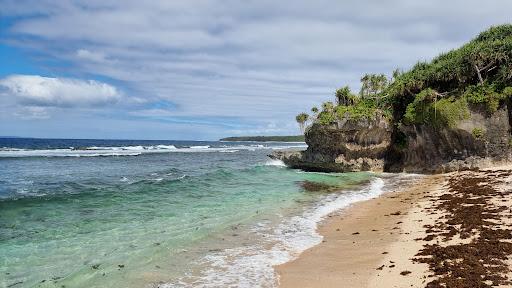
[0,75,121,108]
[2,0,512,138]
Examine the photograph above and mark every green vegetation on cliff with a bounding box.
[297,24,512,133]
[402,89,470,127]
[388,25,512,124]
[296,68,396,127]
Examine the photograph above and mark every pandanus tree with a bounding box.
[360,73,389,106]
[295,113,309,133]
[335,86,357,106]
[360,73,388,98]
[322,101,334,113]
[360,74,370,99]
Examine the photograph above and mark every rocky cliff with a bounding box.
[273,26,512,173]
[272,105,512,173]
[385,104,512,173]
[270,115,392,172]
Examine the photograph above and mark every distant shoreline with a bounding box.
[219,135,305,142]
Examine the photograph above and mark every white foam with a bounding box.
[264,159,286,167]
[189,145,210,149]
[155,145,178,150]
[121,145,145,151]
[163,178,387,288]
[277,178,385,252]
[0,149,143,157]
[0,143,307,158]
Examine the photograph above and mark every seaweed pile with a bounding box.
[413,170,512,287]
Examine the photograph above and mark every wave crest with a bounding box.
[0,144,307,158]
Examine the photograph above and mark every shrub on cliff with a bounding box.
[317,110,336,125]
[335,86,358,106]
[314,81,390,125]
[387,24,512,123]
[306,25,512,131]
[463,83,512,113]
[335,99,378,121]
[403,92,470,127]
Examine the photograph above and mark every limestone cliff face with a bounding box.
[271,105,512,173]
[270,116,392,172]
[385,105,512,173]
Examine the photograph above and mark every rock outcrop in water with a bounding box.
[270,115,392,172]
[272,105,512,173]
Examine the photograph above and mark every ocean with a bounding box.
[0,138,417,288]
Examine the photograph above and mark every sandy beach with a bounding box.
[277,167,512,287]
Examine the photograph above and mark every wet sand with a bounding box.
[276,167,512,287]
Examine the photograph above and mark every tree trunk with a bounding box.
[474,64,484,85]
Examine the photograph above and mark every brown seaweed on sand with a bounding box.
[413,171,512,287]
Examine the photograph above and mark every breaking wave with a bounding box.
[0,143,307,158]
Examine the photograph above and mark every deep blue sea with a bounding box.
[0,138,415,288]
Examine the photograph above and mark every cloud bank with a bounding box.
[0,75,121,107]
[1,0,512,139]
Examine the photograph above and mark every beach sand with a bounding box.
[276,167,512,288]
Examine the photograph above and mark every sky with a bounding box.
[0,1,511,140]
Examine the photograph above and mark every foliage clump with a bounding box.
[306,75,392,126]
[335,99,378,121]
[387,24,512,124]
[296,25,512,133]
[472,127,484,139]
[464,84,512,113]
[403,89,470,127]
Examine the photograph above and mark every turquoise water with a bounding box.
[0,139,379,288]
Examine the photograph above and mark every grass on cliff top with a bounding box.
[315,99,384,125]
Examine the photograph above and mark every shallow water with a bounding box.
[0,138,412,288]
